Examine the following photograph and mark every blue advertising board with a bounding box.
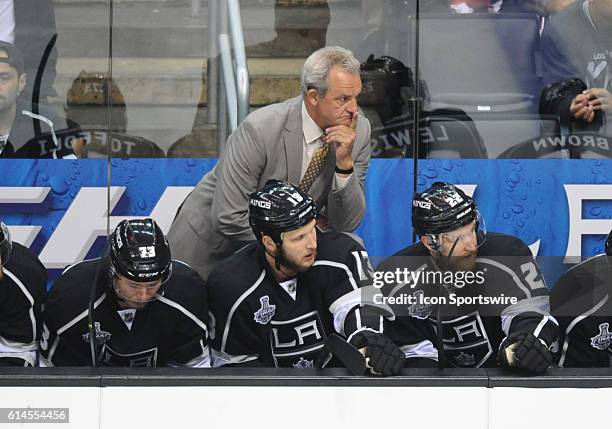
[1,159,611,283]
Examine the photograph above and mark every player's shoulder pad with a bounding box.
[46,258,105,327]
[316,229,366,261]
[162,259,207,302]
[552,254,611,302]
[479,232,533,257]
[207,243,265,295]
[4,242,47,282]
[376,242,428,272]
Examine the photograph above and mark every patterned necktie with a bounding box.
[300,141,331,192]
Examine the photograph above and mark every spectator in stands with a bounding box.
[0,42,82,159]
[541,0,611,135]
[247,0,329,57]
[0,221,46,367]
[168,46,370,281]
[419,0,548,14]
[0,0,58,103]
[546,0,577,14]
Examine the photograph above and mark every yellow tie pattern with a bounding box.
[300,141,330,192]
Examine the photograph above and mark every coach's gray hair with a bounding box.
[301,46,360,97]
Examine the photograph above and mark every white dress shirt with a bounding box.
[301,101,350,190]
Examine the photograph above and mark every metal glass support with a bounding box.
[218,0,250,136]
[228,0,249,125]
[191,0,201,18]
[207,0,219,124]
[219,34,238,131]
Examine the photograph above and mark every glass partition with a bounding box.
[1,0,612,376]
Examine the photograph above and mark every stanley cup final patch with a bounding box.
[590,323,612,350]
[254,295,276,325]
[82,322,112,345]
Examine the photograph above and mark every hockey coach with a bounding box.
[40,219,210,367]
[378,182,559,373]
[207,180,404,376]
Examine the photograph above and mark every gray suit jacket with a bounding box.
[168,96,371,280]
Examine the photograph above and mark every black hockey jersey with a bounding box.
[208,229,383,368]
[0,242,46,366]
[40,258,209,367]
[378,232,558,368]
[551,254,612,367]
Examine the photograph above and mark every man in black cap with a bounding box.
[378,182,558,373]
[0,41,82,158]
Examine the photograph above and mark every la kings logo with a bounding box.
[431,311,492,368]
[590,323,612,350]
[269,310,326,367]
[293,357,314,368]
[254,296,276,325]
[99,345,158,367]
[455,351,476,367]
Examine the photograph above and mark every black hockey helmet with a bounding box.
[412,182,485,246]
[249,180,317,245]
[0,221,12,268]
[109,218,171,283]
[606,229,612,256]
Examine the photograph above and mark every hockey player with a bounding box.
[378,182,558,373]
[551,229,612,367]
[208,180,404,376]
[0,221,46,366]
[40,218,210,367]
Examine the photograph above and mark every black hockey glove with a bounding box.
[349,330,404,376]
[498,332,552,374]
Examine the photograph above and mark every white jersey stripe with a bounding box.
[211,349,259,367]
[477,257,532,299]
[156,295,208,334]
[559,294,609,367]
[312,260,359,290]
[46,337,60,364]
[56,293,107,335]
[3,268,36,343]
[61,257,102,275]
[221,269,266,353]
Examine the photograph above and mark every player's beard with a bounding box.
[447,253,477,272]
[277,247,317,276]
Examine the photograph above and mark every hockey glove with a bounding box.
[349,330,404,376]
[498,332,552,374]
